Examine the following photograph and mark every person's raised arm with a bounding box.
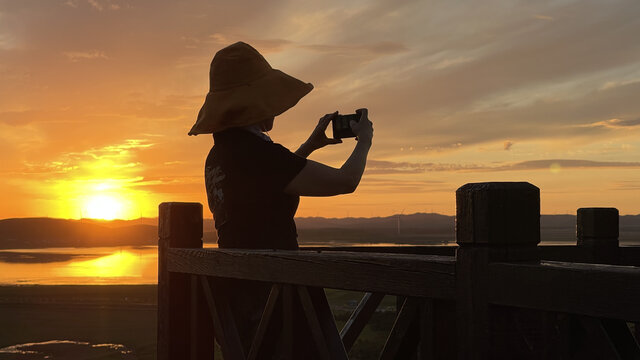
[285,108,373,196]
[294,111,342,158]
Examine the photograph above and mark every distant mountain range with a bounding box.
[0,213,639,249]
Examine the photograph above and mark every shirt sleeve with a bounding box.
[256,142,307,192]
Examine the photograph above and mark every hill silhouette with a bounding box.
[0,218,156,249]
[0,213,639,249]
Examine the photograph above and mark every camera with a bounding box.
[332,113,360,139]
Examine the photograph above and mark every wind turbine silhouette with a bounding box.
[397,208,405,236]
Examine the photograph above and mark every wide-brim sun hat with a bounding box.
[188,41,314,135]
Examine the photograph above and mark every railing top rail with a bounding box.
[166,248,456,298]
[489,260,640,321]
[165,247,640,320]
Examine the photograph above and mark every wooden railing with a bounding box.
[157,182,640,359]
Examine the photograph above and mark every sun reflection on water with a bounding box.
[59,251,143,278]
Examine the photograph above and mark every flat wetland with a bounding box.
[0,285,397,359]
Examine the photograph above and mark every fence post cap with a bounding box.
[577,207,618,239]
[158,202,203,240]
[456,182,540,245]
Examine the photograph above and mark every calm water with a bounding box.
[0,243,423,285]
[1,241,635,285]
[0,246,169,285]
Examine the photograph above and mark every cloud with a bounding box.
[611,181,640,191]
[430,56,474,70]
[533,15,554,21]
[208,34,292,54]
[601,78,640,90]
[86,0,122,11]
[128,175,203,194]
[582,118,640,129]
[366,159,486,174]
[18,139,154,177]
[300,41,407,56]
[366,158,640,174]
[87,0,103,11]
[503,159,640,171]
[63,50,108,62]
[0,32,16,50]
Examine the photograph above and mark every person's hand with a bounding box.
[350,108,373,145]
[306,111,343,151]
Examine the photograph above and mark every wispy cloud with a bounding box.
[581,118,640,129]
[366,160,486,174]
[207,33,407,57]
[430,56,475,70]
[366,159,640,174]
[63,50,108,62]
[533,14,554,21]
[19,139,153,176]
[87,0,104,11]
[300,41,408,56]
[208,34,292,54]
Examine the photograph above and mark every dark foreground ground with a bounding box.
[0,285,397,359]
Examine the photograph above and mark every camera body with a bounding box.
[332,113,360,139]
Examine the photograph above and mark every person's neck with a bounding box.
[243,124,272,142]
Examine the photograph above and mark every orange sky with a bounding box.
[1,0,639,220]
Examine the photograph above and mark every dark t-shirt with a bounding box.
[205,128,307,249]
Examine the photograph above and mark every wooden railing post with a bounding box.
[455,182,540,360]
[577,207,619,264]
[158,202,214,360]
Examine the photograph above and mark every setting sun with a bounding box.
[84,194,124,220]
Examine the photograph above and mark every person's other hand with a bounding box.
[306,111,343,150]
[350,108,373,145]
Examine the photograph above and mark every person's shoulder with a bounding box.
[213,128,253,142]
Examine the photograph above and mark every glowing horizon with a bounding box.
[1,1,640,220]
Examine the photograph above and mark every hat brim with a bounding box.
[188,69,313,135]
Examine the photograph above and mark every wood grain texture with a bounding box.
[304,245,640,267]
[455,247,490,360]
[157,202,205,360]
[577,208,619,242]
[488,261,640,321]
[455,182,540,246]
[302,246,457,256]
[158,202,203,241]
[167,249,456,298]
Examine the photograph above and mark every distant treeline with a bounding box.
[0,213,639,249]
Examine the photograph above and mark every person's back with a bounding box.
[206,128,305,249]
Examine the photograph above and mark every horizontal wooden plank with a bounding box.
[619,246,640,267]
[301,246,457,256]
[488,261,640,321]
[541,245,640,266]
[303,245,640,266]
[538,246,588,262]
[167,249,456,299]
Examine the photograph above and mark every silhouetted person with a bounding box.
[189,41,373,358]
